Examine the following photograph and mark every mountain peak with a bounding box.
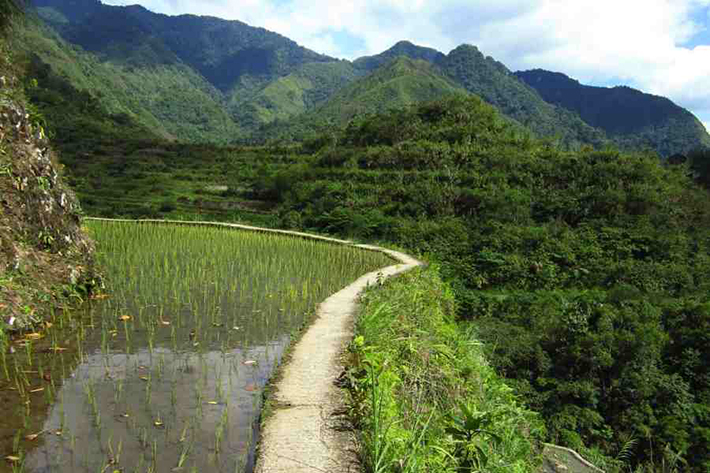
[353,41,445,72]
[450,44,481,55]
[515,69,581,87]
[391,40,416,48]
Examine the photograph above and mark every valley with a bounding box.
[2,1,710,473]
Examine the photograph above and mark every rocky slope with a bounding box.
[0,38,99,332]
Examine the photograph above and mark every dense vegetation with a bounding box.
[0,0,22,30]
[260,95,710,471]
[11,3,710,470]
[348,265,544,472]
[255,57,472,143]
[13,17,242,143]
[439,45,608,150]
[517,69,710,156]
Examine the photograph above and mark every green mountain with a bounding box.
[254,57,473,142]
[439,45,608,148]
[516,69,710,156]
[23,0,709,156]
[16,17,242,143]
[31,0,336,127]
[231,60,359,129]
[353,40,446,72]
[258,44,607,148]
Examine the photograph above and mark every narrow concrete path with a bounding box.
[85,218,423,472]
[255,247,421,473]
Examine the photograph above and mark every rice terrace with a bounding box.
[5,0,710,472]
[0,220,394,472]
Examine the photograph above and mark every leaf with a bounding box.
[30,387,45,393]
[118,315,131,321]
[243,360,256,366]
[206,401,218,405]
[5,455,20,462]
[25,333,42,340]
[474,446,489,467]
[25,432,42,441]
[154,420,164,427]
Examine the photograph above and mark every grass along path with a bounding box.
[255,246,421,473]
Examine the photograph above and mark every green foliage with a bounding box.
[347,266,543,473]
[231,61,359,129]
[353,40,445,73]
[30,0,334,136]
[445,403,504,471]
[267,96,710,471]
[689,147,710,188]
[254,58,471,143]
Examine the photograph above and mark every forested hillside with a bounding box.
[517,69,710,156]
[254,57,473,142]
[31,0,335,134]
[262,95,710,472]
[14,18,242,142]
[440,45,608,149]
[23,0,710,156]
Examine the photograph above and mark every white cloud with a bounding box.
[102,0,710,121]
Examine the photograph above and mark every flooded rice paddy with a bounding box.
[0,221,393,473]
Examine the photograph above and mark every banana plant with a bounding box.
[445,402,502,472]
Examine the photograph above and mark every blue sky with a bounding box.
[104,0,710,131]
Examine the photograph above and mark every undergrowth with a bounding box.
[345,265,544,472]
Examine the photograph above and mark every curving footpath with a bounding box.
[255,245,421,473]
[85,218,423,472]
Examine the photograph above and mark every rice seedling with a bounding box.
[10,221,393,472]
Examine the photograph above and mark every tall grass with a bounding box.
[347,265,544,473]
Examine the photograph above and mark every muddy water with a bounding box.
[1,222,393,473]
[11,298,293,473]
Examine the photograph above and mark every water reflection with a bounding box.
[25,340,284,473]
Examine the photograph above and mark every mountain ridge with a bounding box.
[516,68,710,155]
[23,0,710,156]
